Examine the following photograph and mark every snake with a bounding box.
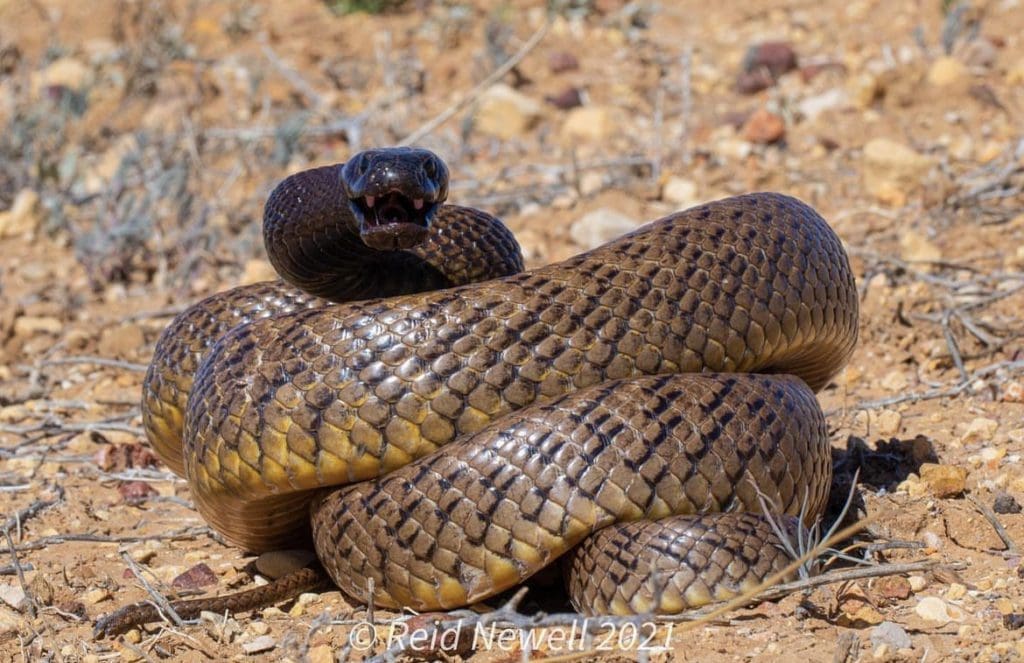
[96,147,858,635]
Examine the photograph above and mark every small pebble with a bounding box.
[1004,614,1024,630]
[994,598,1015,615]
[946,583,967,601]
[82,588,112,605]
[242,634,276,654]
[993,493,1021,514]
[870,621,912,650]
[961,417,998,444]
[255,550,316,580]
[915,596,961,624]
[569,208,642,249]
[875,576,911,600]
[0,585,26,610]
[172,563,218,591]
[919,464,967,498]
[307,644,334,663]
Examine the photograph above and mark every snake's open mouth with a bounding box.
[350,191,437,251]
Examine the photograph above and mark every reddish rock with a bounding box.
[547,50,579,73]
[172,563,218,591]
[117,481,157,505]
[95,443,159,471]
[545,86,583,109]
[742,108,786,144]
[876,575,912,601]
[737,41,798,93]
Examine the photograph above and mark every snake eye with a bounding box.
[423,158,438,180]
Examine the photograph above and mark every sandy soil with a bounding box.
[1,0,1023,661]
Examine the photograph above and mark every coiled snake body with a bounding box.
[108,148,858,630]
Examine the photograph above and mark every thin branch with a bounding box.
[2,484,64,534]
[398,18,550,146]
[827,359,1024,416]
[2,529,37,618]
[1,526,211,554]
[967,495,1019,556]
[40,356,149,372]
[120,551,186,629]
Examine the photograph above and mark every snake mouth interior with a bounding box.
[350,190,437,250]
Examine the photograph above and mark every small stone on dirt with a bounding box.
[661,176,699,208]
[547,50,579,73]
[560,106,621,143]
[242,634,276,654]
[0,584,26,611]
[474,84,542,140]
[1001,382,1024,403]
[742,42,798,77]
[172,563,218,591]
[13,315,62,337]
[908,575,928,592]
[919,463,968,498]
[117,480,157,505]
[993,493,1022,514]
[742,108,785,144]
[927,56,969,88]
[961,417,998,444]
[915,596,957,624]
[545,86,583,110]
[569,208,642,249]
[876,576,912,601]
[255,550,316,580]
[96,444,159,471]
[82,588,112,605]
[875,409,902,437]
[871,621,912,650]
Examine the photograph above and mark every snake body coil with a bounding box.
[139,148,858,618]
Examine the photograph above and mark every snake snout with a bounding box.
[350,190,435,251]
[341,147,448,251]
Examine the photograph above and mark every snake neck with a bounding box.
[262,164,453,301]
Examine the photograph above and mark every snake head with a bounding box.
[341,147,449,251]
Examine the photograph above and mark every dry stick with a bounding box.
[2,484,64,534]
[0,563,34,575]
[967,495,1019,556]
[120,551,187,630]
[257,33,323,110]
[397,18,550,146]
[2,529,37,619]
[40,356,149,372]
[940,310,969,383]
[1,526,211,554]
[825,358,1024,416]
[123,304,189,322]
[0,418,144,437]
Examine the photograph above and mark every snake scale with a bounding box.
[98,147,858,634]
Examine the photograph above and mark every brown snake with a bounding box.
[97,148,858,634]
